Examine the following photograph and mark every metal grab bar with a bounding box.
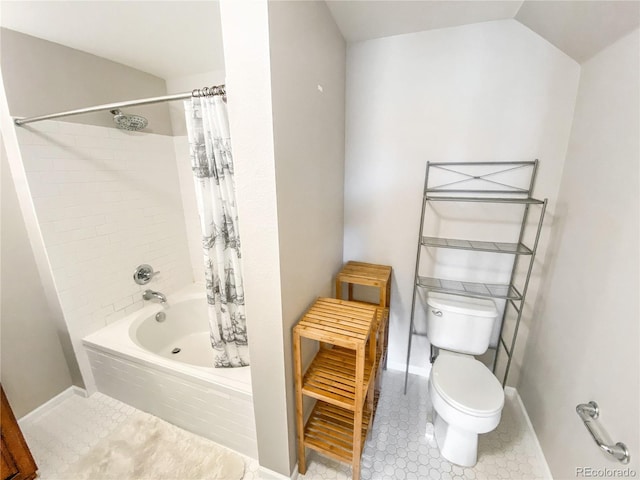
[576,401,630,464]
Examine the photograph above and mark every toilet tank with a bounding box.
[425,291,498,355]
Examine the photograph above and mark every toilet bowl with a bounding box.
[428,351,504,466]
[424,291,505,465]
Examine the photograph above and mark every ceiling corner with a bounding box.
[514,1,640,63]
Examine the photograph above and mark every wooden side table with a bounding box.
[335,261,392,308]
[293,298,382,480]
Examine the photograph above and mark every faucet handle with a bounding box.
[133,264,159,285]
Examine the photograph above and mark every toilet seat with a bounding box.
[431,354,504,417]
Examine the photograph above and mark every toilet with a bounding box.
[425,291,505,467]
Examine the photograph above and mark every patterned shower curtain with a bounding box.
[184,94,249,368]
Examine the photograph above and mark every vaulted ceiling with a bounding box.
[326,0,640,63]
[0,1,638,80]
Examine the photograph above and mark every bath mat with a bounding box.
[65,410,245,480]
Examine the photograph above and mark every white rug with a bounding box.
[65,411,245,480]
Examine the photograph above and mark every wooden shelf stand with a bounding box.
[294,297,381,480]
[335,261,391,373]
[335,261,392,309]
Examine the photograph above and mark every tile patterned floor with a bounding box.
[288,370,547,480]
[20,392,138,479]
[20,371,547,480]
[20,391,259,480]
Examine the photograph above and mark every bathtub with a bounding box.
[83,284,257,458]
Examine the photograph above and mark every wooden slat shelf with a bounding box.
[296,297,378,349]
[304,394,380,463]
[302,348,375,410]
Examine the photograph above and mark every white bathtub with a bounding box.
[83,284,257,458]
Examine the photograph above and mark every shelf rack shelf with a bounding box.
[416,276,522,300]
[425,195,545,204]
[404,161,547,392]
[421,236,533,255]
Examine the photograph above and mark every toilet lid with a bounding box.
[431,354,504,417]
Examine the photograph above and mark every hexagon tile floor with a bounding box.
[286,370,550,480]
[20,370,549,480]
[19,391,260,480]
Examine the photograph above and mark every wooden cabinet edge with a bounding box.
[1,386,38,480]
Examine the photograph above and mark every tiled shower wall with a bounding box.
[16,120,193,388]
[173,135,205,283]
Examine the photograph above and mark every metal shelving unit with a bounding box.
[404,161,547,392]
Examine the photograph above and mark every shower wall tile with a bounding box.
[16,120,193,388]
[173,135,205,284]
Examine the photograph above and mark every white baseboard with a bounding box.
[386,360,431,378]
[258,465,299,480]
[505,387,553,480]
[18,386,86,427]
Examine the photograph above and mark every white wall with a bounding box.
[0,71,85,392]
[269,0,346,472]
[219,0,345,475]
[344,19,580,383]
[15,121,193,390]
[1,142,74,418]
[518,28,639,477]
[219,0,287,475]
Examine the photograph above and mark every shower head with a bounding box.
[110,109,148,131]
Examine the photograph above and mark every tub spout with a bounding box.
[142,289,167,303]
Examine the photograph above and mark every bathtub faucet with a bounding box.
[142,289,167,303]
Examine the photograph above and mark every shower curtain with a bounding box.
[184,94,249,368]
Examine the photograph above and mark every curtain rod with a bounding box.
[13,84,226,126]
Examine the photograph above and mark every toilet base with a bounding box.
[434,411,478,467]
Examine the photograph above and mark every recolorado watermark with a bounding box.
[576,467,637,478]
